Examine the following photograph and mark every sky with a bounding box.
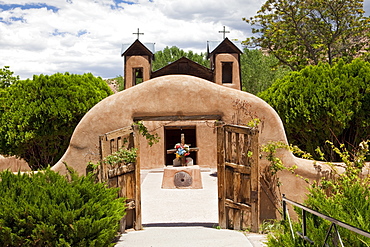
[0,0,369,80]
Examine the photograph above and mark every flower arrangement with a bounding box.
[174,143,190,159]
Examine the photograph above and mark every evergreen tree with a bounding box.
[0,168,126,246]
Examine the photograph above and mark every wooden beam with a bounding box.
[167,147,199,154]
[126,200,136,210]
[225,199,251,211]
[225,162,251,174]
[133,115,222,122]
[103,126,133,141]
[224,125,258,135]
[108,163,135,178]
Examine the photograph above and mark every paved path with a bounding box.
[115,169,266,247]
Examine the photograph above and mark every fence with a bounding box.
[282,194,370,246]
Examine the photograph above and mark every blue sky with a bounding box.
[0,0,369,79]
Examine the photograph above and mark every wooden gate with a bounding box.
[99,125,142,231]
[217,124,259,232]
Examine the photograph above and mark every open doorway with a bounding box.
[164,126,197,165]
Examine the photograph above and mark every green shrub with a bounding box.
[267,141,370,246]
[0,169,126,246]
[259,59,370,161]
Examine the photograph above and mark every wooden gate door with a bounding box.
[217,124,259,232]
[99,125,142,231]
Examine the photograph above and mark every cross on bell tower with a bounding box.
[133,28,144,40]
[219,26,230,39]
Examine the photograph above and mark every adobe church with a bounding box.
[52,37,333,228]
[121,38,244,169]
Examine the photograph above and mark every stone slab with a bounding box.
[161,165,203,189]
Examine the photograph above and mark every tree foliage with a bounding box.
[0,72,112,170]
[244,0,370,71]
[152,46,290,95]
[152,46,209,71]
[241,48,291,94]
[0,66,19,88]
[259,59,370,161]
[0,168,126,246]
[267,141,370,246]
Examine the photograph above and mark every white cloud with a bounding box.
[0,0,264,79]
[1,0,368,79]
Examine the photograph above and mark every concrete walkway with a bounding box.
[115,169,267,247]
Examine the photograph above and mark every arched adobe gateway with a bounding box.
[52,74,326,230]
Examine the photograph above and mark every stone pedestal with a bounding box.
[161,165,203,189]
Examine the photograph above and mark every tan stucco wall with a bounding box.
[51,74,331,221]
[124,55,151,88]
[0,155,31,172]
[214,53,240,90]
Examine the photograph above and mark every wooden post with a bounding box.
[233,171,241,230]
[133,124,142,230]
[250,129,259,232]
[217,125,226,229]
[99,135,110,182]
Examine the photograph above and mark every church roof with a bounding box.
[207,38,243,58]
[151,57,213,81]
[121,39,155,58]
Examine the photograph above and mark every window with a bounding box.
[132,67,143,85]
[222,62,233,83]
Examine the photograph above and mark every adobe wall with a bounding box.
[51,74,332,221]
[0,155,31,172]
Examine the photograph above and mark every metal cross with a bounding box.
[219,26,230,39]
[133,28,144,40]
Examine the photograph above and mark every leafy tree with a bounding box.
[259,59,370,161]
[243,0,370,71]
[0,66,19,88]
[115,75,124,91]
[241,48,291,94]
[152,47,290,95]
[0,72,112,170]
[152,46,209,71]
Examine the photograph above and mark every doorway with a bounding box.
[164,126,197,165]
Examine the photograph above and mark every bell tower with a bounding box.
[208,38,243,90]
[121,39,154,89]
